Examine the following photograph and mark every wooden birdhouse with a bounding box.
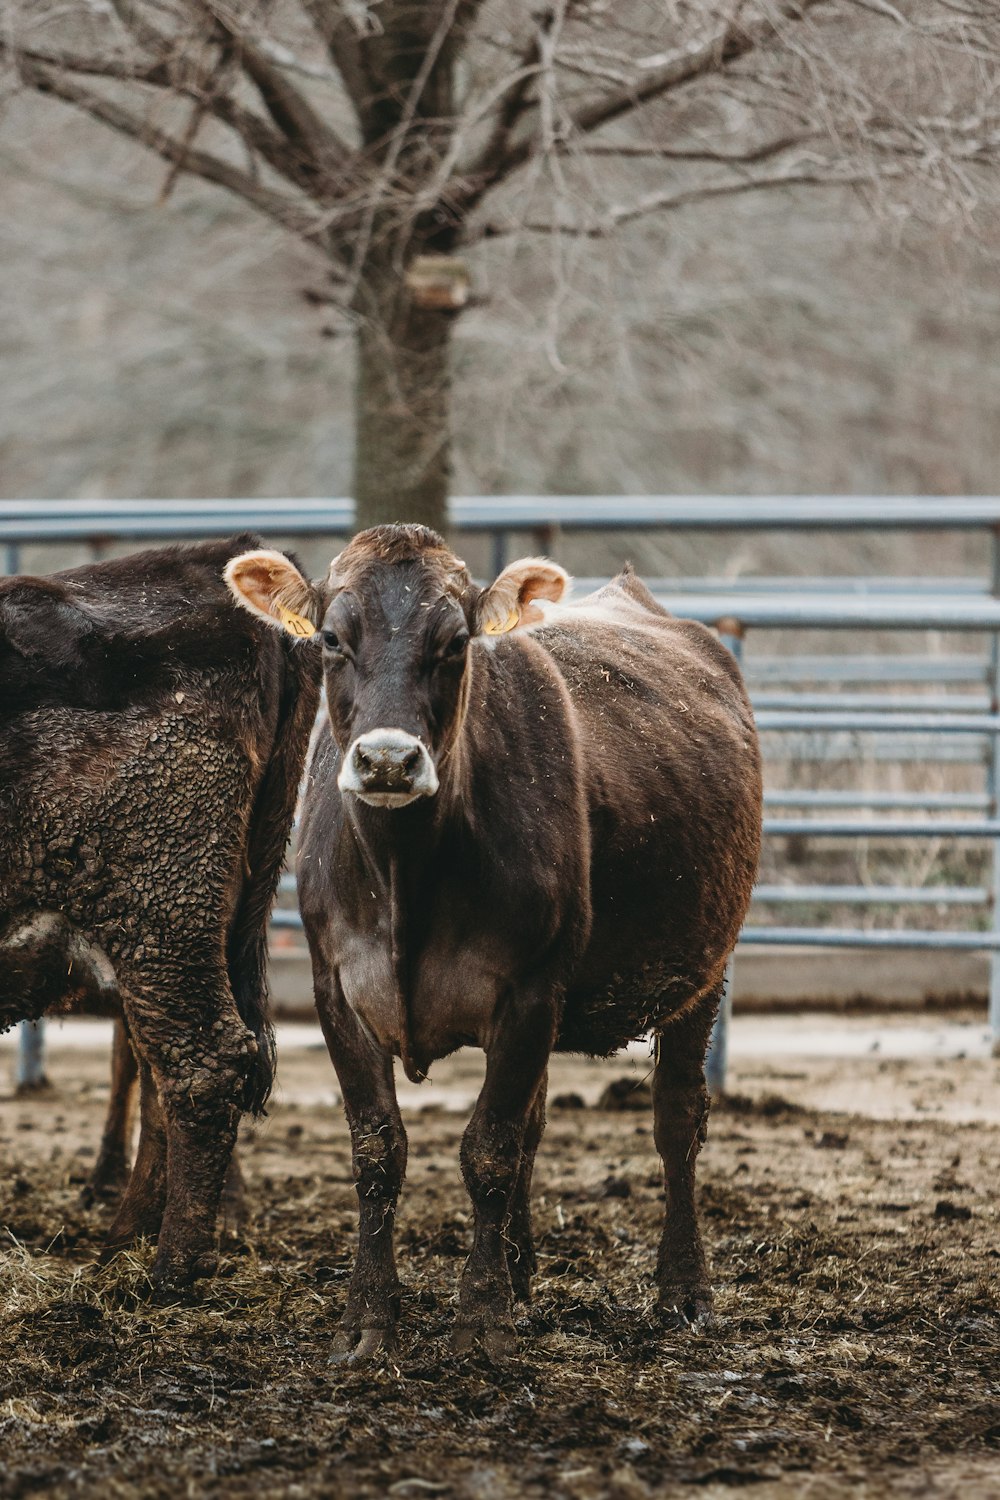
[405,255,471,310]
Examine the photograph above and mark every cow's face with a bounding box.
[225,525,568,809]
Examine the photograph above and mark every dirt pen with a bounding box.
[1,1014,997,1500]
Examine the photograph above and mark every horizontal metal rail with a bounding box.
[752,692,990,712]
[752,884,989,905]
[270,910,1000,944]
[739,926,1000,950]
[755,711,1000,734]
[578,575,990,596]
[271,910,304,930]
[651,593,1000,631]
[763,790,991,809]
[5,495,1000,537]
[764,817,1000,837]
[279,866,992,898]
[746,655,988,684]
[765,737,986,762]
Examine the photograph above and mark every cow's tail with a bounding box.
[227,637,321,1114]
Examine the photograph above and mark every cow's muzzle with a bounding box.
[338,728,439,808]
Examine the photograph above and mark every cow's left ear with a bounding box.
[474,558,570,636]
[224,550,321,638]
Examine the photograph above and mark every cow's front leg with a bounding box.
[506,1072,547,1303]
[456,992,556,1358]
[317,977,407,1365]
[653,987,720,1327]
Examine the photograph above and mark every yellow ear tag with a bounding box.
[483,608,519,636]
[276,604,315,637]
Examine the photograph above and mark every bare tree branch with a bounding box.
[475,162,908,240]
[5,32,347,205]
[16,52,322,239]
[299,0,386,130]
[197,0,353,167]
[156,34,230,203]
[453,0,829,211]
[457,24,546,194]
[106,0,173,54]
[574,133,819,164]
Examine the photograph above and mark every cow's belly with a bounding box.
[0,910,120,1032]
[559,952,723,1056]
[557,849,752,1055]
[337,930,507,1064]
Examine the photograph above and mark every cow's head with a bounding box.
[225,525,568,809]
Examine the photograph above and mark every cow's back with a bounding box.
[533,572,761,1053]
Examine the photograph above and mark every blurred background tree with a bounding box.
[3,1,999,529]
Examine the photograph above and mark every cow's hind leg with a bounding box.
[652,986,720,1327]
[506,1072,547,1303]
[219,1150,250,1240]
[456,992,555,1358]
[317,978,407,1365]
[100,1056,167,1253]
[83,1019,138,1205]
[117,970,253,1291]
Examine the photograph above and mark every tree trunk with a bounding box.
[352,256,453,535]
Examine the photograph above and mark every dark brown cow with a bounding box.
[226,525,761,1358]
[1,537,319,1288]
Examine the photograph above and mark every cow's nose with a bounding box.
[354,740,421,779]
[338,728,439,806]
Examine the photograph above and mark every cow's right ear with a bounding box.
[474,557,570,636]
[224,550,321,638]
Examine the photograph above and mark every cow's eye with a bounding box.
[440,631,469,661]
[322,629,344,654]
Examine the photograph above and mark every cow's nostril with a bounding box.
[339,731,439,802]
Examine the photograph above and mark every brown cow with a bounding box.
[226,525,761,1358]
[1,537,319,1288]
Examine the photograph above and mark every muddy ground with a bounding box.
[1,1017,998,1499]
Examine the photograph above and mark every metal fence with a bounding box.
[5,497,1000,1092]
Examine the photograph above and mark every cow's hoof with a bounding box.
[149,1249,217,1295]
[329,1327,395,1366]
[81,1167,130,1209]
[657,1286,714,1330]
[453,1323,516,1362]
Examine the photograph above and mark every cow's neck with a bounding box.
[342,762,466,1086]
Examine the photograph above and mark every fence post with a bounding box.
[990,527,1000,1055]
[705,618,745,1098]
[491,530,508,579]
[17,1020,48,1091]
